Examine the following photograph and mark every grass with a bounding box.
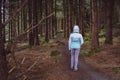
[51,50,61,56]
[81,49,101,56]
[113,67,120,74]
[50,50,62,63]
[80,49,92,56]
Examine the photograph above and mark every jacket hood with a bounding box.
[73,25,79,33]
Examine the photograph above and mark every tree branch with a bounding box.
[16,12,55,40]
[3,0,28,26]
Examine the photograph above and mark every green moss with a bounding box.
[81,47,102,56]
[80,49,92,56]
[98,29,105,42]
[84,37,92,42]
[51,50,61,56]
[99,37,105,42]
[51,50,62,63]
[38,35,46,44]
[113,67,120,74]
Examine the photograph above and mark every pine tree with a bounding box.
[0,0,8,79]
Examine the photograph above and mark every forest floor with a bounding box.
[8,37,120,80]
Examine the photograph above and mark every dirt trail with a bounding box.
[63,45,119,80]
[8,42,120,80]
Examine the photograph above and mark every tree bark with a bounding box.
[33,0,39,45]
[80,0,85,36]
[28,0,34,46]
[45,0,49,42]
[91,0,99,49]
[3,0,6,43]
[0,0,8,79]
[105,0,114,44]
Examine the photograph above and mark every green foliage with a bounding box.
[54,30,64,39]
[54,30,64,45]
[99,37,105,42]
[38,35,46,44]
[51,50,61,56]
[91,47,101,53]
[84,37,92,43]
[84,30,92,43]
[99,29,105,37]
[99,29,105,42]
[56,12,63,18]
[85,30,91,37]
[56,41,65,45]
[50,41,65,48]
[84,29,106,43]
[56,30,64,37]
[80,49,92,56]
[113,67,120,74]
[51,50,62,63]
[81,47,101,56]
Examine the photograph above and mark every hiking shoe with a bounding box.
[74,68,78,71]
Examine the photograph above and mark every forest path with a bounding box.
[9,41,120,80]
[61,44,118,80]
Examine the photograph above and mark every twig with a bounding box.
[15,61,37,79]
[23,75,27,80]
[27,61,38,71]
[21,57,26,64]
[6,11,55,80]
[15,57,40,79]
[8,57,12,62]
[8,66,16,74]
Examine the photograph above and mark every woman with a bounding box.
[68,25,84,71]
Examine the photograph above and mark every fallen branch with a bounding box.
[8,57,12,62]
[15,62,37,79]
[4,0,29,69]
[5,8,54,79]
[8,66,16,74]
[15,57,40,79]
[27,61,38,71]
[21,57,26,64]
[23,75,27,80]
[6,12,54,64]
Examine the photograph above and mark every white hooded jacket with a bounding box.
[68,25,84,50]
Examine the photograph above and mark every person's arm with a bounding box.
[80,34,84,45]
[68,34,72,50]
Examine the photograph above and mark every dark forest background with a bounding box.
[0,0,120,80]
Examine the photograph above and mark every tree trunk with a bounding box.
[33,0,39,45]
[28,0,34,46]
[66,0,69,37]
[69,0,73,33]
[45,0,49,42]
[51,0,55,38]
[0,0,8,79]
[54,0,57,36]
[80,0,85,36]
[3,0,6,43]
[91,0,99,49]
[63,0,67,37]
[38,0,43,36]
[105,0,114,44]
